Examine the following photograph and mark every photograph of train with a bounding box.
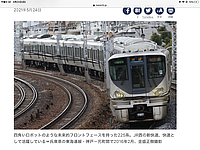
[14,21,177,129]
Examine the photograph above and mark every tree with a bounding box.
[161,32,171,42]
[157,26,166,32]
[150,33,162,45]
[164,39,172,49]
[156,26,172,45]
[163,36,171,45]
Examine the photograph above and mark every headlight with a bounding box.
[114,91,124,98]
[154,87,164,96]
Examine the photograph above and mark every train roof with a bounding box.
[23,35,166,52]
[114,37,156,46]
[109,38,168,61]
[108,50,167,61]
[113,37,161,53]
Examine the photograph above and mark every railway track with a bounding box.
[14,82,25,110]
[171,81,177,91]
[14,77,38,119]
[14,69,88,129]
[14,68,177,129]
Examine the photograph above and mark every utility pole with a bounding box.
[57,21,65,75]
[102,21,114,95]
[14,21,26,69]
[19,21,26,69]
[102,21,107,91]
[172,23,177,80]
[83,21,91,82]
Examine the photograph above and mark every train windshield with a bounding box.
[147,55,166,79]
[109,58,128,81]
[132,65,145,88]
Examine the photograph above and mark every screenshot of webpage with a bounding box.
[0,0,199,149]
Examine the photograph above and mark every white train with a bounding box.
[22,34,171,122]
[108,37,171,122]
[23,34,105,79]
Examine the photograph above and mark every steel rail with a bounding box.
[14,77,38,119]
[39,79,72,129]
[15,69,88,129]
[14,82,26,110]
[171,81,176,91]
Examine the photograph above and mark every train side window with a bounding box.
[51,45,53,54]
[43,45,45,53]
[97,49,99,61]
[28,45,31,52]
[81,48,84,58]
[75,47,79,57]
[47,46,51,54]
[54,46,57,55]
[88,49,91,59]
[32,45,36,53]
[49,46,51,54]
[61,46,64,56]
[31,45,33,52]
[45,46,47,53]
[93,49,97,60]
[30,44,32,52]
[65,46,67,56]
[40,45,43,53]
[68,47,72,56]
[109,58,128,81]
[37,45,39,53]
[99,50,103,61]
[90,49,93,59]
[24,45,29,52]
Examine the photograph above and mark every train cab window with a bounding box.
[132,65,145,88]
[109,58,128,81]
[147,55,166,79]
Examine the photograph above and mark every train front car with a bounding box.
[108,42,171,123]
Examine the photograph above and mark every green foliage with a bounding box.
[161,32,171,43]
[150,33,162,45]
[164,39,172,49]
[157,26,167,32]
[163,36,171,45]
[150,25,172,46]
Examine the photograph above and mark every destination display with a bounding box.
[130,56,143,63]
[114,60,124,64]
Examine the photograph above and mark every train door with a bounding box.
[130,56,147,96]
